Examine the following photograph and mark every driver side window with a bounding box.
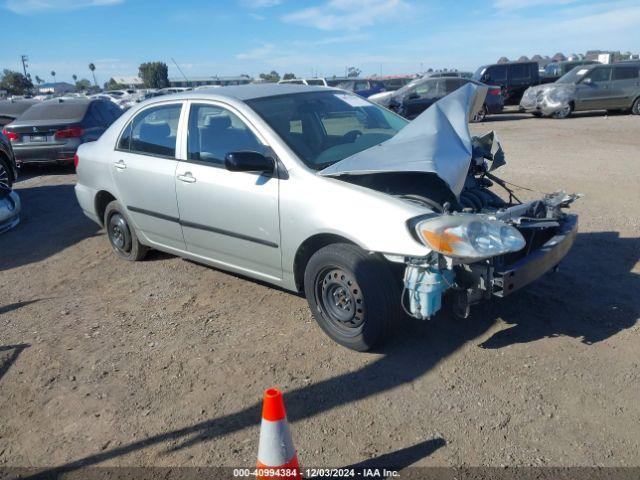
[585,67,612,83]
[187,104,263,166]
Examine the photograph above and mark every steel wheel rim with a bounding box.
[556,105,570,117]
[108,213,132,255]
[316,267,365,334]
[0,164,9,188]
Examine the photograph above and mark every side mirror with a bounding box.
[582,77,592,85]
[225,151,274,173]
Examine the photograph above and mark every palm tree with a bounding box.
[35,75,43,85]
[51,70,56,82]
[89,63,97,87]
[72,74,77,83]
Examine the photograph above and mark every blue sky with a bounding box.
[1,0,638,84]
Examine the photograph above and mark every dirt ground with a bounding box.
[1,111,639,473]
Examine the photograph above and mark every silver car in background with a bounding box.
[75,84,579,351]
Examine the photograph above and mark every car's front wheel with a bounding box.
[104,200,147,261]
[303,243,399,351]
[552,104,572,119]
[632,97,640,115]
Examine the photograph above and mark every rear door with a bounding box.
[506,63,534,105]
[111,101,186,251]
[175,101,282,281]
[575,67,613,110]
[609,65,640,109]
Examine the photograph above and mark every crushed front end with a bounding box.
[401,133,580,320]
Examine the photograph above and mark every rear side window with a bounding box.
[444,78,467,93]
[119,104,182,157]
[487,66,507,82]
[510,64,532,80]
[612,66,639,80]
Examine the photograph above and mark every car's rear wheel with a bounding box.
[0,156,13,189]
[552,104,572,119]
[471,105,488,123]
[303,243,399,351]
[104,200,147,261]
[632,97,640,115]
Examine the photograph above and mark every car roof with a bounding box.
[161,83,332,102]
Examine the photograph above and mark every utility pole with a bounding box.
[20,55,29,76]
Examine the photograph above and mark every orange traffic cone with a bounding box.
[256,388,302,480]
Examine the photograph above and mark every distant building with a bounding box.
[497,56,510,64]
[37,82,75,94]
[551,52,567,62]
[517,55,530,62]
[110,76,144,88]
[168,75,253,88]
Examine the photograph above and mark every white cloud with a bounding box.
[493,0,575,10]
[240,0,282,8]
[4,0,122,14]
[235,44,276,60]
[282,0,412,31]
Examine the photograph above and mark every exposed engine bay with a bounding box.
[322,83,580,321]
[339,130,580,320]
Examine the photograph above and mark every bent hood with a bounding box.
[319,82,487,196]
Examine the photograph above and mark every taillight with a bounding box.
[2,128,19,142]
[74,153,79,169]
[55,126,84,139]
[489,88,502,96]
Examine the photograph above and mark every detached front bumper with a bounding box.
[492,214,578,297]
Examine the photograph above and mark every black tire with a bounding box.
[531,112,543,118]
[471,105,487,123]
[303,243,400,351]
[0,156,13,189]
[552,103,572,119]
[632,97,640,115]
[103,200,147,261]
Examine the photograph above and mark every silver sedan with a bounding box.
[75,83,578,351]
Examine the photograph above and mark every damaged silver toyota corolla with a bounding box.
[75,83,579,351]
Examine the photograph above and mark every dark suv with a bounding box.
[472,61,540,105]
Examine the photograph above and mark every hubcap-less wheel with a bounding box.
[0,164,9,188]
[553,105,571,119]
[316,267,365,335]
[472,106,487,123]
[108,213,133,255]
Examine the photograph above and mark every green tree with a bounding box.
[138,61,169,89]
[51,70,56,82]
[72,74,78,83]
[75,78,92,91]
[347,66,361,78]
[282,72,296,80]
[104,78,126,90]
[0,69,34,95]
[88,63,97,86]
[35,75,43,85]
[259,70,280,83]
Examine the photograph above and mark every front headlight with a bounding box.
[415,214,525,260]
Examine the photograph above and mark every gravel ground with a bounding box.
[1,111,639,473]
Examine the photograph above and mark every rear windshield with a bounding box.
[18,101,88,121]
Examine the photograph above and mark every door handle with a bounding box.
[114,159,126,170]
[177,172,196,183]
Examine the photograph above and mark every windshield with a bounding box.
[247,90,408,170]
[556,66,590,84]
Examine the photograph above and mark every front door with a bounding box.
[111,102,186,251]
[175,102,281,281]
[575,67,613,110]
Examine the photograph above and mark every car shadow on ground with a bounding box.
[0,183,99,272]
[15,164,76,183]
[0,343,30,383]
[25,230,639,476]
